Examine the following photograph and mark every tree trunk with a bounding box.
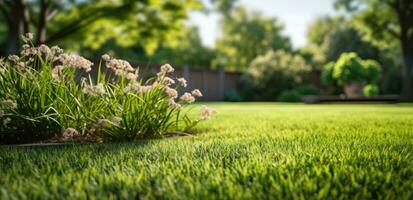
[6,2,22,55]
[400,43,413,101]
[20,0,30,34]
[395,0,413,101]
[37,0,49,44]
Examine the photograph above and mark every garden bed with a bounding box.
[1,132,195,147]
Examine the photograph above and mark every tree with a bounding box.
[213,6,291,71]
[304,15,380,66]
[0,0,202,55]
[143,26,216,68]
[335,0,413,100]
[209,0,237,16]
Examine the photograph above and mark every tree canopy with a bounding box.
[335,0,413,99]
[0,0,203,56]
[142,27,216,68]
[213,6,291,71]
[303,15,380,68]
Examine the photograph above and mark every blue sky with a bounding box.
[189,0,338,48]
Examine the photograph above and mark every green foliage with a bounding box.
[1,103,413,199]
[0,59,75,143]
[335,0,413,99]
[278,90,301,102]
[62,0,203,55]
[0,0,203,57]
[210,0,238,16]
[307,16,344,47]
[144,27,216,69]
[322,52,382,86]
[224,90,243,102]
[295,84,320,96]
[305,15,380,66]
[278,85,320,102]
[363,59,382,84]
[363,84,379,97]
[334,0,409,48]
[214,6,291,71]
[242,50,311,100]
[0,38,213,144]
[333,52,367,85]
[321,62,337,85]
[381,65,402,94]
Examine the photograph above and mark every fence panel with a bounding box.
[87,62,242,101]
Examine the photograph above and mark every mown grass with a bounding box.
[1,103,413,199]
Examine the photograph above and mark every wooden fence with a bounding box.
[87,63,242,101]
[148,65,241,101]
[87,62,322,101]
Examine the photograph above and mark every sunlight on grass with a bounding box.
[1,103,413,199]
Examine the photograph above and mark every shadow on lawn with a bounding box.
[0,140,153,153]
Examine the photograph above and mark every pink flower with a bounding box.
[200,105,216,120]
[177,77,187,87]
[165,87,178,98]
[168,98,181,109]
[160,64,174,73]
[180,92,195,104]
[192,89,203,97]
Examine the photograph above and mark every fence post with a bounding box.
[150,65,157,75]
[218,68,225,100]
[183,65,190,85]
[202,70,208,100]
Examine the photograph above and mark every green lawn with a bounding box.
[1,103,413,199]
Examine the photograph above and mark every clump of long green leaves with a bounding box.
[89,55,215,140]
[0,33,215,144]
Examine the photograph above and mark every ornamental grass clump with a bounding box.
[91,56,214,140]
[0,35,88,143]
[0,33,215,144]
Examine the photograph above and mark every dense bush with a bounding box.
[0,34,215,144]
[295,84,320,96]
[242,50,311,100]
[278,90,302,102]
[224,90,243,102]
[363,84,379,97]
[363,60,382,84]
[321,62,337,85]
[332,52,367,85]
[278,85,320,102]
[321,52,381,86]
[381,66,402,94]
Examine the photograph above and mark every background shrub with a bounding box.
[278,85,319,102]
[332,52,367,85]
[321,62,336,85]
[363,84,379,97]
[242,50,311,100]
[363,60,381,84]
[278,90,301,102]
[295,84,320,96]
[224,89,243,102]
[381,66,402,94]
[321,52,382,96]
